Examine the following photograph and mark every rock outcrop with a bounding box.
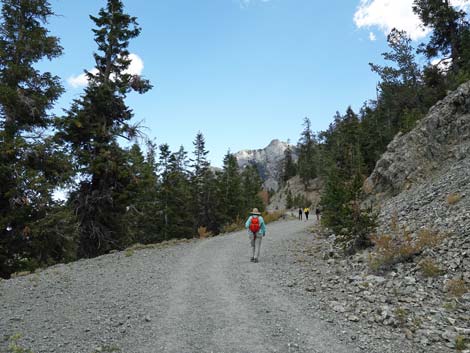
[267,175,322,211]
[234,139,296,191]
[364,81,470,200]
[363,80,470,238]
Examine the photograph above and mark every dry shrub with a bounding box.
[10,271,31,278]
[394,307,408,327]
[262,211,284,223]
[369,226,443,272]
[197,226,213,239]
[447,193,462,205]
[390,210,399,232]
[456,335,468,351]
[418,258,444,277]
[222,217,244,233]
[446,279,469,298]
[416,229,443,248]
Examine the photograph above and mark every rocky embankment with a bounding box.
[343,81,470,351]
[364,81,470,200]
[283,227,470,353]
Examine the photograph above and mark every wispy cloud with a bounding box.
[369,32,377,41]
[354,0,470,41]
[239,0,271,7]
[67,53,145,88]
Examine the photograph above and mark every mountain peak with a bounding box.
[234,139,296,191]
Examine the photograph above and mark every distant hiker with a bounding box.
[315,207,321,221]
[298,208,303,220]
[304,207,310,221]
[245,208,266,263]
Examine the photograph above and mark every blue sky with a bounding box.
[43,0,469,166]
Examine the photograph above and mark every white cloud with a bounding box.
[125,53,144,76]
[67,68,98,88]
[369,32,377,41]
[67,53,145,88]
[239,0,270,7]
[431,57,452,72]
[354,0,470,41]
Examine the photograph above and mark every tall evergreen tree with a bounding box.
[0,0,73,277]
[297,117,318,186]
[190,132,212,230]
[369,29,425,134]
[121,143,159,245]
[157,145,194,240]
[219,151,243,224]
[413,0,468,71]
[241,164,264,213]
[59,0,151,257]
[282,141,297,183]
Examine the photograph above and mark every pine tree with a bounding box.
[297,117,318,186]
[369,29,425,134]
[190,132,211,230]
[0,0,73,277]
[413,0,468,71]
[157,145,194,240]
[241,164,264,214]
[282,141,297,183]
[59,0,152,257]
[219,151,243,224]
[121,143,159,245]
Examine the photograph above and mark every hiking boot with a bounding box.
[253,258,258,263]
[250,257,255,262]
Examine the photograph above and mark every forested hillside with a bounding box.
[281,1,470,252]
[0,0,266,279]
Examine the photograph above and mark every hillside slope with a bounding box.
[364,81,470,238]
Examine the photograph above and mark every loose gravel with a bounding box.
[1,220,423,353]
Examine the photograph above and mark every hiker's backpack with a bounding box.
[249,216,261,234]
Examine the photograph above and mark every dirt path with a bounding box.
[0,220,358,353]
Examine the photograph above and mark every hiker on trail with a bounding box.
[245,208,266,263]
[298,208,303,220]
[315,207,321,221]
[304,207,310,221]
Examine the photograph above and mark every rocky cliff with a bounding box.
[364,81,470,200]
[234,139,296,191]
[364,81,470,237]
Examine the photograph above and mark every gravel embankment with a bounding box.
[0,219,448,353]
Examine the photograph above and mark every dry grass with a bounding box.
[262,211,284,223]
[369,226,443,272]
[442,301,457,311]
[394,307,408,327]
[7,333,34,353]
[125,239,193,253]
[418,258,444,277]
[456,335,468,351]
[447,193,462,205]
[445,279,469,298]
[124,249,134,257]
[197,226,213,239]
[10,271,31,278]
[222,217,244,233]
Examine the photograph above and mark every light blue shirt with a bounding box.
[245,215,266,236]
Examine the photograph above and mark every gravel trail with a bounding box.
[0,220,358,353]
